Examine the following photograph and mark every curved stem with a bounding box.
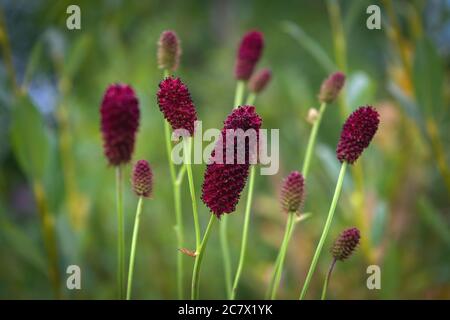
[184,137,201,250]
[231,166,256,299]
[116,166,125,299]
[321,258,337,300]
[126,196,144,300]
[302,102,327,179]
[270,212,295,300]
[299,162,347,299]
[191,215,216,299]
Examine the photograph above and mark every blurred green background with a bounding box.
[0,0,449,299]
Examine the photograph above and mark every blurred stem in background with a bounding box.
[52,54,89,231]
[221,79,246,298]
[33,181,61,299]
[163,69,186,299]
[116,166,125,299]
[300,162,347,299]
[191,215,216,299]
[383,0,450,196]
[326,0,371,262]
[126,196,143,300]
[0,9,19,95]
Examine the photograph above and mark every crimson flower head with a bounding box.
[280,171,305,214]
[132,160,153,198]
[336,106,379,164]
[100,84,140,166]
[157,30,181,72]
[202,106,262,217]
[157,77,197,136]
[234,30,264,80]
[248,68,272,94]
[318,72,346,103]
[331,227,360,261]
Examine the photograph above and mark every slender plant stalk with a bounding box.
[33,181,61,299]
[220,79,246,297]
[321,258,336,300]
[246,93,256,105]
[265,213,312,299]
[299,162,347,299]
[0,9,19,95]
[116,165,125,299]
[266,102,327,297]
[126,196,144,300]
[269,212,295,299]
[163,69,186,299]
[220,219,232,298]
[234,80,245,107]
[191,215,216,299]
[230,166,256,299]
[302,102,327,178]
[184,137,201,250]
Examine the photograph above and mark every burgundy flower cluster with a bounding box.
[331,227,360,261]
[201,106,262,217]
[157,77,198,136]
[336,106,380,164]
[234,31,264,81]
[132,160,153,198]
[100,84,140,166]
[280,171,305,214]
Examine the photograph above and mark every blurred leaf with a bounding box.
[23,40,44,89]
[387,82,427,138]
[371,200,387,247]
[64,34,92,78]
[281,21,336,73]
[0,209,46,275]
[345,71,376,109]
[9,94,51,181]
[418,197,450,248]
[316,143,353,188]
[413,38,444,118]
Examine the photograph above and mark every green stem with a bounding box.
[299,162,347,299]
[164,100,186,299]
[230,166,256,299]
[265,103,327,298]
[321,258,336,300]
[302,102,327,179]
[220,79,247,297]
[116,166,125,299]
[270,212,295,299]
[184,137,201,250]
[191,215,216,299]
[126,196,144,300]
[246,93,256,105]
[174,181,184,299]
[220,217,232,298]
[234,80,245,109]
